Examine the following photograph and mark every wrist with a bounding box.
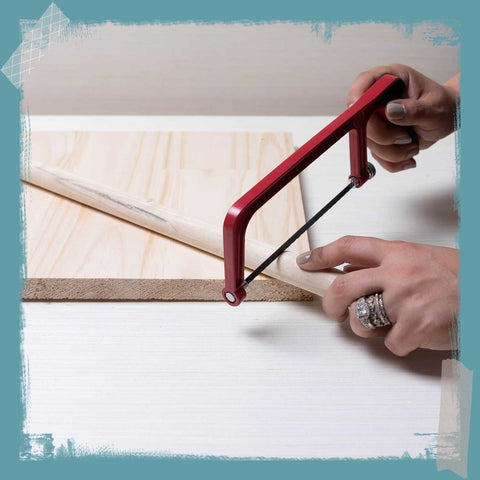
[443,72,460,105]
[441,73,460,132]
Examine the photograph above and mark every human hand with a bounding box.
[297,236,459,356]
[348,64,459,172]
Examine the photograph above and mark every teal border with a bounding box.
[0,1,476,479]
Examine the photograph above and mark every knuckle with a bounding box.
[357,70,374,82]
[408,101,429,123]
[351,320,373,338]
[409,102,422,119]
[408,291,425,308]
[321,296,346,322]
[307,247,322,266]
[337,309,349,323]
[391,264,417,280]
[388,62,406,72]
[416,316,433,338]
[320,297,332,317]
[329,276,348,298]
[390,242,435,271]
[391,240,417,257]
[391,239,409,250]
[338,235,356,252]
[384,338,410,357]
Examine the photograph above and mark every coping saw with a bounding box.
[222,74,417,306]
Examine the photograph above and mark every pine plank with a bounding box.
[24,132,311,301]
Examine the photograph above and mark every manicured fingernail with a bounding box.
[402,159,417,170]
[386,102,406,120]
[296,251,311,265]
[393,135,412,145]
[406,147,419,158]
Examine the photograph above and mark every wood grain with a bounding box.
[24,132,313,301]
[24,163,341,299]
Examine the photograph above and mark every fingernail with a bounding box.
[402,159,416,170]
[406,147,419,158]
[386,102,406,120]
[393,135,412,145]
[296,251,311,265]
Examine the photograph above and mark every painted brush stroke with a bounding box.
[437,359,473,478]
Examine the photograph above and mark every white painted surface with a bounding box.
[22,22,458,115]
[22,115,457,458]
[23,301,447,458]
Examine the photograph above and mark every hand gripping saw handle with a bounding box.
[222,74,411,306]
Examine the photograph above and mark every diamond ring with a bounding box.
[354,293,392,329]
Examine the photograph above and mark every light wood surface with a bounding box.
[24,131,312,301]
[24,164,340,299]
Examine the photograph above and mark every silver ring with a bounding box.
[354,293,392,329]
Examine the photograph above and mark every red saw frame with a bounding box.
[222,74,407,306]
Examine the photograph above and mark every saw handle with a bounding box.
[222,74,410,306]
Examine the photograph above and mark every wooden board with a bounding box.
[24,132,311,301]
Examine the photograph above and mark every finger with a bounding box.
[367,138,419,164]
[347,65,396,105]
[343,264,366,273]
[385,98,430,127]
[348,286,397,337]
[297,235,389,271]
[374,104,438,150]
[348,302,391,338]
[321,268,384,321]
[367,112,414,146]
[384,323,420,357]
[370,151,417,173]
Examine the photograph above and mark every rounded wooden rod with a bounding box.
[22,164,341,297]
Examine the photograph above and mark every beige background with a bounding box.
[23,21,458,115]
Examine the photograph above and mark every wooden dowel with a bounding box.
[22,164,341,297]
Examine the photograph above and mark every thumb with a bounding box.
[385,98,428,127]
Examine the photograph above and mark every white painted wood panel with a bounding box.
[22,300,447,458]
